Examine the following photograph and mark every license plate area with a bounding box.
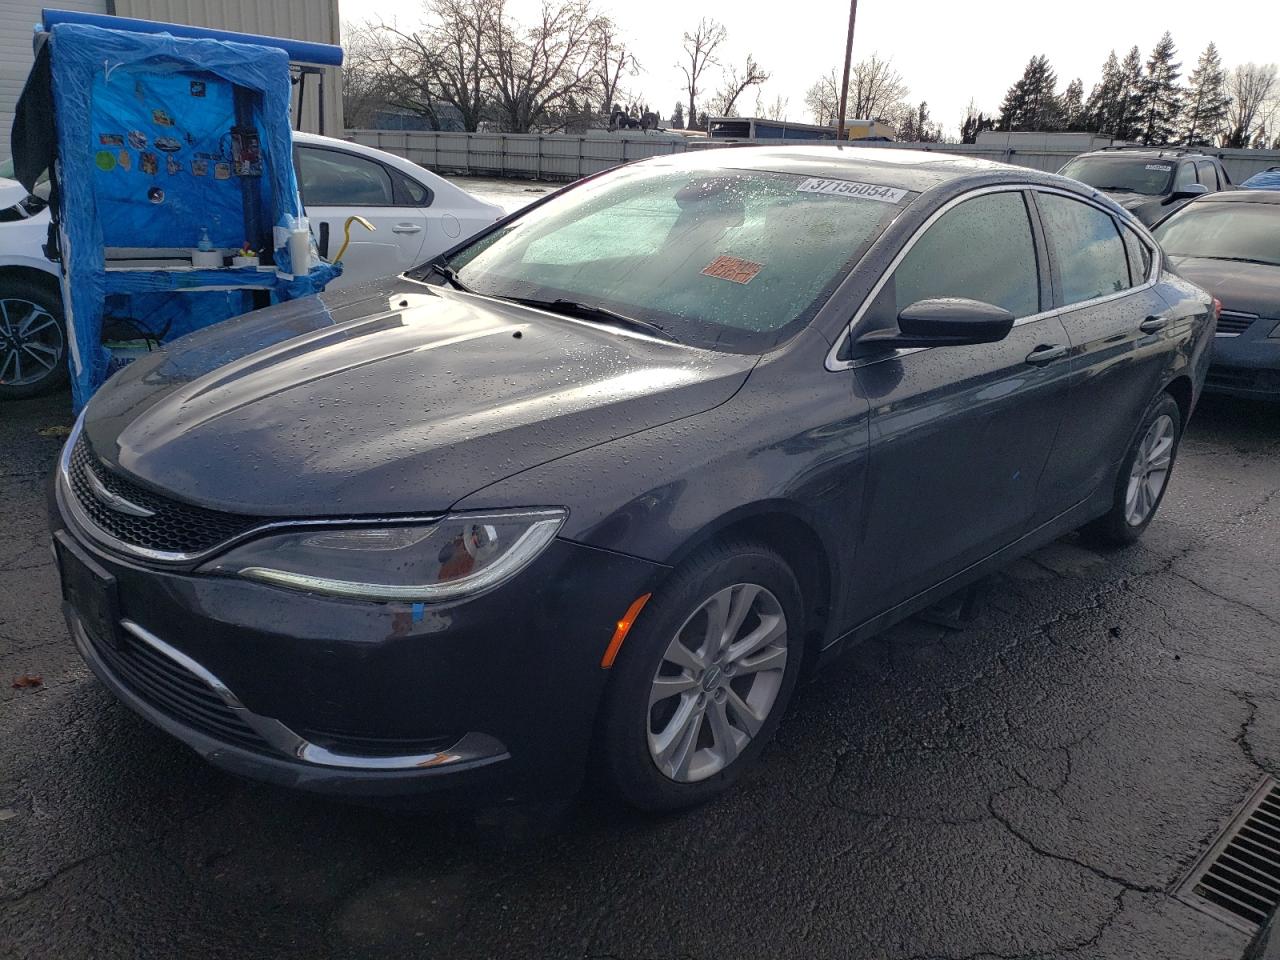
[54,531,122,649]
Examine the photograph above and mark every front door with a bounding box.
[295,145,429,290]
[849,189,1073,618]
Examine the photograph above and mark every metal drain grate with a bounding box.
[1178,778,1280,934]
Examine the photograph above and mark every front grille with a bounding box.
[1179,778,1280,934]
[69,435,278,557]
[86,625,272,754]
[1218,311,1258,336]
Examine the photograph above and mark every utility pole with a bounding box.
[835,0,858,139]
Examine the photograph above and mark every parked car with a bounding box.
[1241,167,1280,190]
[1057,147,1231,227]
[1153,190,1280,401]
[51,147,1213,812]
[0,133,502,400]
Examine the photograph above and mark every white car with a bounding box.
[0,132,503,399]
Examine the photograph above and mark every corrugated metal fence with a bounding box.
[347,129,1280,185]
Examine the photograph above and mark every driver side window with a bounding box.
[869,191,1041,327]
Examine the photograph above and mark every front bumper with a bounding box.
[52,480,664,804]
[1206,324,1280,401]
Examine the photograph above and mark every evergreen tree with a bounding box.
[1137,32,1182,145]
[1113,46,1145,141]
[1180,42,1229,145]
[1084,51,1124,133]
[1060,78,1085,131]
[671,102,685,129]
[998,55,1060,131]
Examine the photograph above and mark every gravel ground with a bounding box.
[2,389,1279,960]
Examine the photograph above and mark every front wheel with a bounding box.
[0,278,68,400]
[595,542,804,812]
[1081,392,1182,546]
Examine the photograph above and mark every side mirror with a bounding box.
[1172,182,1210,200]
[858,298,1015,350]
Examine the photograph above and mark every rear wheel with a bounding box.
[1081,393,1182,546]
[596,542,803,811]
[0,278,68,400]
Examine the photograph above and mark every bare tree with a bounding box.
[755,91,789,121]
[804,67,839,126]
[485,0,602,133]
[592,17,638,120]
[370,0,492,132]
[1224,62,1278,147]
[342,22,393,128]
[709,55,769,117]
[847,53,909,121]
[678,18,727,128]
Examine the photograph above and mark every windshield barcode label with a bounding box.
[796,178,907,203]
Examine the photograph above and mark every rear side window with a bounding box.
[391,169,433,207]
[886,191,1040,319]
[1036,193,1130,305]
[298,147,394,206]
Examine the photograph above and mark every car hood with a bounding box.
[1166,256,1280,318]
[83,278,756,517]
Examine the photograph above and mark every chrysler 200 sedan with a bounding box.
[52,147,1214,812]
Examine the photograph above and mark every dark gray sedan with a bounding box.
[51,147,1213,812]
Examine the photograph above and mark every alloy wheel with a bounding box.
[0,298,63,388]
[1124,413,1175,526]
[647,582,788,783]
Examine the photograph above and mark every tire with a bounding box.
[0,276,68,400]
[596,541,804,812]
[1080,392,1182,547]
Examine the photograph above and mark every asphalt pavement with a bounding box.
[3,389,1280,960]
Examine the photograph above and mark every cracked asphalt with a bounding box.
[3,389,1280,960]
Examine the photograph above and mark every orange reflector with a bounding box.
[600,593,652,668]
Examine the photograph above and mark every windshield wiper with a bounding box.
[505,297,679,342]
[1206,256,1278,267]
[421,261,472,292]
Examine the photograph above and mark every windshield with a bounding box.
[1154,202,1280,266]
[0,158,12,179]
[1059,156,1174,196]
[437,163,911,351]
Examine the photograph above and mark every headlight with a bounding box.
[202,509,566,602]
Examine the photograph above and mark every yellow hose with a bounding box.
[333,215,375,264]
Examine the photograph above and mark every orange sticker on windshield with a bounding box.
[701,255,763,284]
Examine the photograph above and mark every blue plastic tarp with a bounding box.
[47,22,337,409]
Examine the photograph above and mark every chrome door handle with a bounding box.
[1025,343,1070,366]
[392,223,423,234]
[1139,315,1169,333]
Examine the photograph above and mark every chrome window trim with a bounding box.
[57,415,441,565]
[825,183,1160,372]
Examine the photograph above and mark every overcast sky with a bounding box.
[343,0,1276,137]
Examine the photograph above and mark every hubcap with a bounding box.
[1124,413,1175,526]
[0,298,63,387]
[646,582,788,783]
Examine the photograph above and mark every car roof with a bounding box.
[639,144,1055,194]
[1073,148,1212,161]
[1191,189,1280,205]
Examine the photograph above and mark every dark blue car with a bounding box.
[1154,190,1280,401]
[51,147,1214,811]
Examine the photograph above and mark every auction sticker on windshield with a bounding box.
[796,178,907,204]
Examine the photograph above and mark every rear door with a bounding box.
[1031,190,1173,521]
[295,144,431,290]
[849,188,1073,616]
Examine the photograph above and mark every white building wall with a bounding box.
[0,0,107,158]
